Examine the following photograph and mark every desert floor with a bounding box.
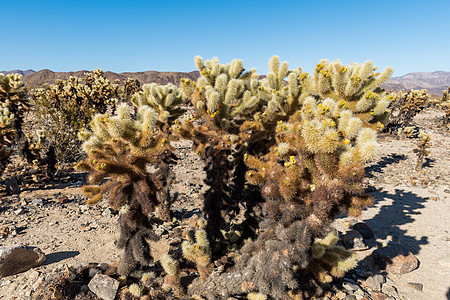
[0,108,449,300]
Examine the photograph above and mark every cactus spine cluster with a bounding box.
[302,60,393,129]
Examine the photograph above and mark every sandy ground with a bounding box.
[0,108,449,299]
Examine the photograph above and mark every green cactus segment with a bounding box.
[182,218,212,281]
[160,254,185,297]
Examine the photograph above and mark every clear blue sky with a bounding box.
[2,0,449,77]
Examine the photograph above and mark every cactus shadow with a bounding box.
[42,250,80,266]
[364,188,429,255]
[422,157,435,168]
[365,154,407,178]
[172,207,201,220]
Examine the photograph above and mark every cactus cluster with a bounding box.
[172,56,390,299]
[28,69,141,168]
[386,89,430,130]
[73,55,392,298]
[0,73,29,172]
[302,59,393,130]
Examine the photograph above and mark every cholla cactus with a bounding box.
[302,60,393,129]
[308,230,356,283]
[386,89,430,129]
[132,83,184,221]
[208,97,377,298]
[413,130,431,170]
[441,87,450,126]
[0,73,30,165]
[77,103,170,276]
[160,254,185,297]
[151,56,389,299]
[182,218,212,280]
[176,56,310,254]
[0,102,15,173]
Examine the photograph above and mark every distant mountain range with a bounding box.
[0,69,199,88]
[1,69,449,95]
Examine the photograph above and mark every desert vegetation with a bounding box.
[0,57,449,300]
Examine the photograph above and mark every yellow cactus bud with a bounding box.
[310,184,316,192]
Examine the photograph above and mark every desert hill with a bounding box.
[1,69,450,94]
[381,71,450,95]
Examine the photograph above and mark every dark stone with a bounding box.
[372,244,419,274]
[343,230,369,251]
[352,222,374,239]
[0,245,46,278]
[5,178,20,194]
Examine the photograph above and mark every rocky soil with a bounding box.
[0,108,449,300]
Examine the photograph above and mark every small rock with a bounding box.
[14,208,23,215]
[364,274,385,290]
[345,295,357,300]
[79,226,91,232]
[381,284,397,295]
[31,198,45,206]
[437,254,450,267]
[88,274,119,300]
[343,230,369,251]
[343,282,360,292]
[0,280,12,286]
[155,227,167,237]
[335,290,347,299]
[56,195,69,203]
[372,244,419,274]
[89,268,101,278]
[370,291,389,300]
[0,245,46,278]
[352,222,374,239]
[407,282,423,292]
[102,208,115,217]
